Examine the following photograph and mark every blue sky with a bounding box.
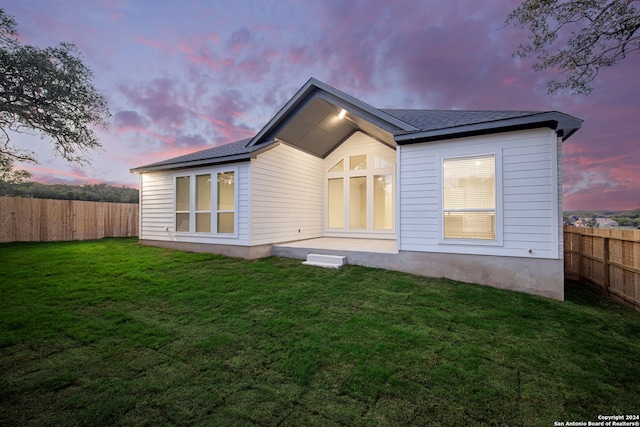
[2,0,639,210]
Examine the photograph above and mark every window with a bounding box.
[374,174,393,230]
[175,176,190,232]
[350,154,367,170]
[442,155,496,240]
[349,176,367,229]
[175,169,236,235]
[217,171,235,234]
[329,159,343,173]
[196,174,211,232]
[326,151,394,233]
[327,178,344,228]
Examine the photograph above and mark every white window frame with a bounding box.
[215,170,236,235]
[325,151,395,236]
[437,151,503,246]
[195,173,212,233]
[174,166,238,238]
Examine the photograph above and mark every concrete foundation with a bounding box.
[273,240,564,300]
[139,237,564,300]
[138,239,273,260]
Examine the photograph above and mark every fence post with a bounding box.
[603,237,610,296]
[578,232,584,281]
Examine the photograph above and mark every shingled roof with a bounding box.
[381,109,542,131]
[131,78,581,173]
[387,109,581,144]
[130,138,273,172]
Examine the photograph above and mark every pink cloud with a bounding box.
[113,110,149,132]
[117,78,189,129]
[227,28,252,53]
[134,35,166,50]
[23,166,102,185]
[6,0,637,211]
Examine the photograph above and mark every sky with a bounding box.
[2,0,639,211]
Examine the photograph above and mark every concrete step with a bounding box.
[302,253,347,269]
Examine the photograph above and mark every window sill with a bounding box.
[174,232,238,239]
[438,238,503,247]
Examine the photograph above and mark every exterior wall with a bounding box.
[398,128,561,260]
[139,163,251,246]
[250,143,323,245]
[139,171,173,241]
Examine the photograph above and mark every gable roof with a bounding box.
[131,78,582,173]
[246,78,419,151]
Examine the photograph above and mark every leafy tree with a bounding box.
[0,180,139,203]
[0,8,110,182]
[507,0,640,94]
[585,217,599,228]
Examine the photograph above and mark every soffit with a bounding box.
[274,97,395,158]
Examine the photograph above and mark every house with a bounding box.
[573,217,618,228]
[131,78,582,300]
[566,215,580,225]
[596,218,618,228]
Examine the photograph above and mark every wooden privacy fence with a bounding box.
[564,225,640,311]
[0,197,138,242]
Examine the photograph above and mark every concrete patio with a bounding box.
[274,237,397,255]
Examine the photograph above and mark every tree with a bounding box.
[586,217,598,228]
[0,8,110,182]
[507,0,640,94]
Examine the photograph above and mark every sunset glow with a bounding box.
[4,1,639,210]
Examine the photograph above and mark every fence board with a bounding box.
[0,197,138,242]
[564,225,640,311]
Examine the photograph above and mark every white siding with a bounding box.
[139,163,251,246]
[398,128,561,259]
[140,171,173,240]
[250,143,323,245]
[324,132,396,167]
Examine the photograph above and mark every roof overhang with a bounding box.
[130,153,252,173]
[129,141,277,173]
[394,111,582,145]
[246,78,417,158]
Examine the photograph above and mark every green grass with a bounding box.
[1,238,639,426]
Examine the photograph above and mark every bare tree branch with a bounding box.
[0,8,110,182]
[507,0,640,94]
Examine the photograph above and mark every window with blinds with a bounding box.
[442,155,496,240]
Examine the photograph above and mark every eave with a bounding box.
[394,111,582,144]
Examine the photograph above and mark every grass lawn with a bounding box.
[1,238,639,426]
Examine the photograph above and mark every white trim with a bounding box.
[324,142,396,237]
[437,150,504,247]
[551,135,561,259]
[395,145,402,251]
[138,173,143,238]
